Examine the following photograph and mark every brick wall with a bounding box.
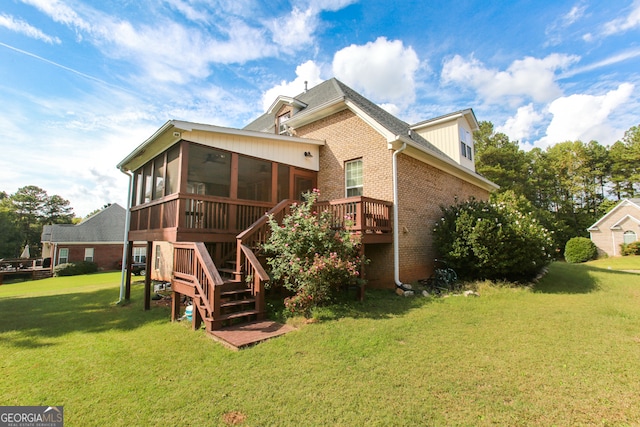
[296,108,491,289]
[297,109,394,201]
[396,155,489,283]
[590,204,640,256]
[56,244,144,271]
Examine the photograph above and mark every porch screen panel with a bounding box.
[277,164,290,201]
[152,156,165,200]
[143,163,153,203]
[187,145,231,197]
[133,170,144,206]
[165,145,180,195]
[238,156,272,202]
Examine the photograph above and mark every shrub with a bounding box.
[564,237,598,263]
[53,261,98,276]
[621,241,640,256]
[432,196,554,282]
[262,190,366,318]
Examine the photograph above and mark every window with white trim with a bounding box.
[624,230,637,245]
[345,159,363,197]
[459,128,473,160]
[58,248,69,264]
[84,248,94,262]
[278,112,290,135]
[133,247,146,263]
[155,245,161,270]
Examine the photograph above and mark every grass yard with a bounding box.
[1,259,640,426]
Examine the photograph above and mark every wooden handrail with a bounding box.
[173,242,224,319]
[239,244,268,318]
[236,198,294,240]
[239,244,269,282]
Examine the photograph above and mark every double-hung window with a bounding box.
[345,159,363,197]
[58,248,69,264]
[84,248,94,262]
[278,113,290,134]
[460,128,473,160]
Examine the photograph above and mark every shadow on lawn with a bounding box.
[532,262,636,294]
[0,285,169,349]
[300,288,434,322]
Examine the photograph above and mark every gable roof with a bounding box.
[588,198,640,231]
[41,203,126,243]
[246,79,450,155]
[245,78,498,191]
[411,109,479,132]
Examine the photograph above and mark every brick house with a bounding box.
[588,198,640,257]
[41,203,146,271]
[116,78,497,331]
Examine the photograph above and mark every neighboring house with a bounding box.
[116,78,498,331]
[588,198,640,257]
[41,203,146,271]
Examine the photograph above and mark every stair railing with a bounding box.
[235,199,294,315]
[173,242,224,329]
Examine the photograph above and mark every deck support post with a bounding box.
[144,241,152,310]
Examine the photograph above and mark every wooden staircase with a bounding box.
[170,200,292,333]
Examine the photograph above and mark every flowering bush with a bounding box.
[262,190,366,317]
[432,195,554,282]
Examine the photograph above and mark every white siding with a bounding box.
[183,130,320,171]
[413,118,476,172]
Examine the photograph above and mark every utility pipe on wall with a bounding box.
[392,140,408,290]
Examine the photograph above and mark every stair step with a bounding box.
[217,267,236,274]
[217,309,260,321]
[221,288,252,297]
[221,298,255,308]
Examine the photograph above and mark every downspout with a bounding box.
[118,169,134,303]
[392,140,408,291]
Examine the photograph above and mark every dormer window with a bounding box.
[278,112,290,135]
[459,128,473,161]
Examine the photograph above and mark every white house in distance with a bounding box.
[588,198,640,257]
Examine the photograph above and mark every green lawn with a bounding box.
[1,259,640,426]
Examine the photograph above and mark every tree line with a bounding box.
[0,186,75,259]
[474,122,640,251]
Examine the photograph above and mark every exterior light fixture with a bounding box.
[304,151,313,157]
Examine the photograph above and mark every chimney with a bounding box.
[304,81,308,93]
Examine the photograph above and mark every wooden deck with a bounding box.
[208,320,295,350]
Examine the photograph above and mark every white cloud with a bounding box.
[261,60,324,110]
[496,104,544,142]
[602,0,640,35]
[269,7,318,50]
[536,83,635,147]
[545,4,587,46]
[20,0,92,32]
[332,37,420,106]
[0,13,61,44]
[442,53,580,104]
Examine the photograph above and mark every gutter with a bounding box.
[392,139,409,291]
[118,168,134,303]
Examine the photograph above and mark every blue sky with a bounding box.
[1,0,638,216]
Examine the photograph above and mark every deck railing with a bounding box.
[130,193,274,234]
[172,242,224,329]
[315,196,393,234]
[130,194,391,238]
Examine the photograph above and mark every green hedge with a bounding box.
[432,196,554,282]
[564,237,598,263]
[621,241,640,256]
[53,261,99,277]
